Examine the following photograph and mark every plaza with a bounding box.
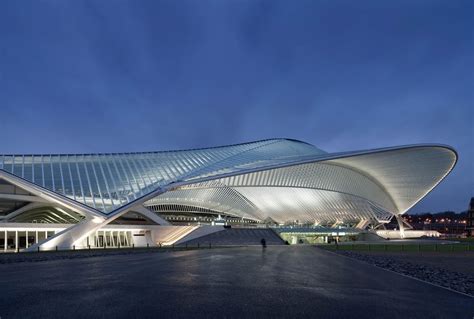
[0,246,471,318]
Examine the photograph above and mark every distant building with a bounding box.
[403,210,468,237]
[468,198,474,236]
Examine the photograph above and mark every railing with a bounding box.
[0,242,217,254]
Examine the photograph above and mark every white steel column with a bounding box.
[395,214,405,239]
[111,231,115,247]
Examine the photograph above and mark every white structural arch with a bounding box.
[0,139,457,250]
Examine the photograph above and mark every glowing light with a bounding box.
[92,217,104,224]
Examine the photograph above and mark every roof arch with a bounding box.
[0,140,457,225]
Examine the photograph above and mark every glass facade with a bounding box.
[0,139,325,214]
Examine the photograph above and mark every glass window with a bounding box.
[117,156,137,199]
[43,156,54,190]
[77,156,95,209]
[141,155,160,184]
[70,156,84,202]
[93,158,114,211]
[122,156,142,193]
[128,156,149,190]
[62,156,75,199]
[23,156,33,182]
[52,156,64,195]
[85,159,104,212]
[33,156,43,186]
[105,156,128,205]
[3,156,13,173]
[149,155,172,183]
[12,156,24,177]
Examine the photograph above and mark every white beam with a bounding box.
[0,193,48,203]
[2,202,45,222]
[130,205,170,226]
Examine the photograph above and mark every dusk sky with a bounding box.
[0,1,472,213]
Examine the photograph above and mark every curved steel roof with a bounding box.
[0,139,457,224]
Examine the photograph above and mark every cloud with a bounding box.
[0,0,472,212]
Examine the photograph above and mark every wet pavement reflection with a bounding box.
[0,246,472,318]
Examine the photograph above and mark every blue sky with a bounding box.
[0,1,472,213]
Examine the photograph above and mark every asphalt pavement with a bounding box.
[0,246,472,318]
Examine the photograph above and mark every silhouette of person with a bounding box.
[260,238,267,248]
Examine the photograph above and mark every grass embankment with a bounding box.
[457,237,474,242]
[320,243,474,252]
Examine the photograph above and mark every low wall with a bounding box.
[175,226,225,245]
[376,229,440,239]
